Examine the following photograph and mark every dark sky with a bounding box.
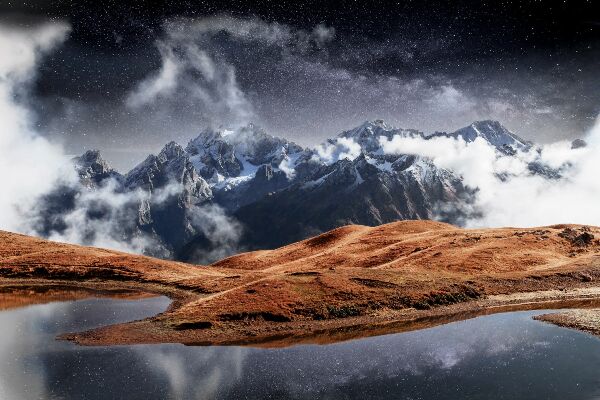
[2,0,599,170]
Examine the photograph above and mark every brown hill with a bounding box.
[2,221,600,346]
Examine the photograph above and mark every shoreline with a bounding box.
[4,222,600,347]
[59,286,600,347]
[534,309,600,337]
[4,280,600,347]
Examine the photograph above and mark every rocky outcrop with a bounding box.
[571,138,587,149]
[73,150,123,188]
[124,142,213,253]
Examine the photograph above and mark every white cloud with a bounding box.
[126,42,181,108]
[312,24,336,47]
[428,85,476,113]
[126,20,255,127]
[0,21,182,257]
[188,203,244,263]
[45,179,156,253]
[278,156,297,179]
[0,21,74,233]
[126,16,336,129]
[313,137,362,164]
[381,116,600,228]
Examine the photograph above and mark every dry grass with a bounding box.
[2,220,600,345]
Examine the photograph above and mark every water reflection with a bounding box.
[1,294,600,399]
[0,295,170,399]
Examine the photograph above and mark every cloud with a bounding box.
[125,16,336,131]
[126,21,255,127]
[381,117,600,227]
[427,85,476,114]
[42,179,163,254]
[312,24,336,47]
[0,20,163,255]
[0,21,73,233]
[187,203,244,264]
[0,21,199,258]
[125,41,180,108]
[313,137,362,164]
[380,134,524,198]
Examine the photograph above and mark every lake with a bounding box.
[1,292,600,399]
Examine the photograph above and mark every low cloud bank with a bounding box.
[381,119,600,227]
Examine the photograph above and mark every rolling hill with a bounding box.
[2,220,600,345]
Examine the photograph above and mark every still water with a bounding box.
[2,294,600,400]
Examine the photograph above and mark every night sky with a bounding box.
[2,0,599,170]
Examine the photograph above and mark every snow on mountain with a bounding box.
[181,119,527,199]
[68,119,538,204]
[430,120,531,152]
[338,119,425,154]
[62,119,559,260]
[125,141,212,203]
[185,124,303,190]
[185,130,241,183]
[308,120,425,167]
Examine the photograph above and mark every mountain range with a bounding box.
[33,120,581,262]
[3,220,600,346]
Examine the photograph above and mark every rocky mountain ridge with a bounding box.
[36,119,574,262]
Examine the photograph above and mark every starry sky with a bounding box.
[2,0,599,170]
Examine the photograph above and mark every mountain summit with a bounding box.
[431,120,530,152]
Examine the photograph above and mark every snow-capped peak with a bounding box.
[73,149,121,186]
[431,120,530,150]
[337,120,424,155]
[339,120,393,139]
[73,150,113,175]
[184,123,304,189]
[158,141,186,161]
